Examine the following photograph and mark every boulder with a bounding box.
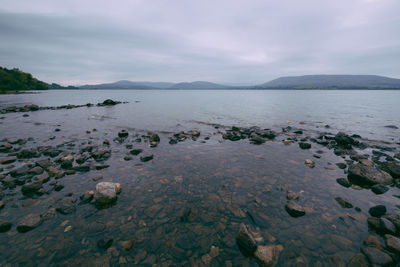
[348,163,393,185]
[254,245,279,267]
[17,213,42,233]
[371,184,389,195]
[94,182,118,205]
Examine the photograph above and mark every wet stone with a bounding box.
[118,130,129,138]
[379,218,396,235]
[21,180,43,195]
[335,197,353,208]
[236,223,257,255]
[0,158,17,165]
[286,190,299,200]
[285,201,306,217]
[17,213,42,233]
[361,247,393,266]
[0,220,12,233]
[254,245,279,267]
[55,197,77,214]
[94,182,117,205]
[299,142,311,149]
[304,159,315,168]
[348,163,393,185]
[28,166,44,175]
[348,253,369,267]
[140,153,153,162]
[371,184,389,194]
[336,163,347,169]
[384,234,400,254]
[336,178,351,188]
[80,190,94,203]
[369,205,387,217]
[97,238,113,249]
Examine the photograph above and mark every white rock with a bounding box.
[95,182,118,204]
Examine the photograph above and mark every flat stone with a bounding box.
[94,182,117,205]
[254,245,279,267]
[336,178,351,188]
[371,184,389,194]
[285,201,306,217]
[140,153,153,162]
[17,213,42,233]
[361,247,393,266]
[335,197,353,208]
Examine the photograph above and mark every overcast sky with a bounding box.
[1,0,399,85]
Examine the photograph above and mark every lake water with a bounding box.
[0,90,399,266]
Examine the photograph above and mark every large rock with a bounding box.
[369,205,387,217]
[94,182,118,205]
[17,213,42,233]
[348,163,393,185]
[335,132,357,148]
[384,234,400,254]
[236,223,257,254]
[254,245,279,267]
[379,161,400,178]
[285,201,306,217]
[361,247,393,266]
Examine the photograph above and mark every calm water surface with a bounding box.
[0,90,399,266]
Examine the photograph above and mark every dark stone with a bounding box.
[140,154,153,162]
[130,149,143,156]
[361,247,393,266]
[348,163,393,185]
[369,205,387,217]
[55,197,77,214]
[149,132,160,143]
[36,159,52,169]
[10,164,30,177]
[118,130,129,138]
[101,99,118,106]
[336,178,351,188]
[258,130,276,139]
[371,184,389,195]
[0,158,17,165]
[285,201,306,217]
[299,142,311,149]
[250,135,265,145]
[379,218,396,235]
[0,220,12,233]
[384,125,398,129]
[54,183,64,191]
[21,180,43,195]
[367,217,381,229]
[80,191,94,203]
[335,132,357,148]
[71,165,90,172]
[97,238,113,249]
[28,166,44,175]
[236,223,257,254]
[124,156,132,161]
[336,163,347,169]
[379,161,400,178]
[348,253,369,267]
[60,160,73,169]
[18,148,40,159]
[335,197,353,208]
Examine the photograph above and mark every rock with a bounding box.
[250,135,266,145]
[118,130,129,138]
[254,245,279,267]
[236,223,257,254]
[286,190,299,200]
[335,132,357,147]
[94,182,117,205]
[18,148,40,159]
[21,180,43,195]
[363,235,382,249]
[56,197,77,214]
[348,163,393,185]
[379,218,396,235]
[130,149,143,156]
[384,234,400,254]
[10,164,30,177]
[140,153,153,162]
[97,238,113,249]
[80,190,94,203]
[335,197,353,208]
[101,99,118,106]
[47,166,63,178]
[304,159,315,168]
[379,161,400,178]
[361,247,393,266]
[115,183,122,194]
[122,240,133,251]
[336,163,347,169]
[0,157,17,165]
[369,205,387,217]
[371,184,389,194]
[336,178,351,188]
[299,142,311,149]
[348,253,370,267]
[17,213,42,233]
[285,201,306,217]
[149,132,160,143]
[71,165,90,172]
[0,220,12,233]
[367,217,381,229]
[28,166,44,175]
[36,159,52,169]
[384,125,398,129]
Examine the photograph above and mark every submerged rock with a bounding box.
[17,213,42,233]
[335,197,353,208]
[140,153,153,162]
[379,161,400,178]
[384,234,400,254]
[369,205,387,217]
[254,245,279,267]
[94,182,118,205]
[285,201,306,217]
[336,178,351,188]
[371,184,389,195]
[361,247,393,266]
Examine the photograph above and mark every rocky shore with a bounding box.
[0,102,399,266]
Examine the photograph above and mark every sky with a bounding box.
[0,0,400,85]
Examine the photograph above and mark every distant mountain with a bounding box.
[259,75,400,89]
[169,81,228,89]
[0,67,49,92]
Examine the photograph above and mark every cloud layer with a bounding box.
[1,0,399,85]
